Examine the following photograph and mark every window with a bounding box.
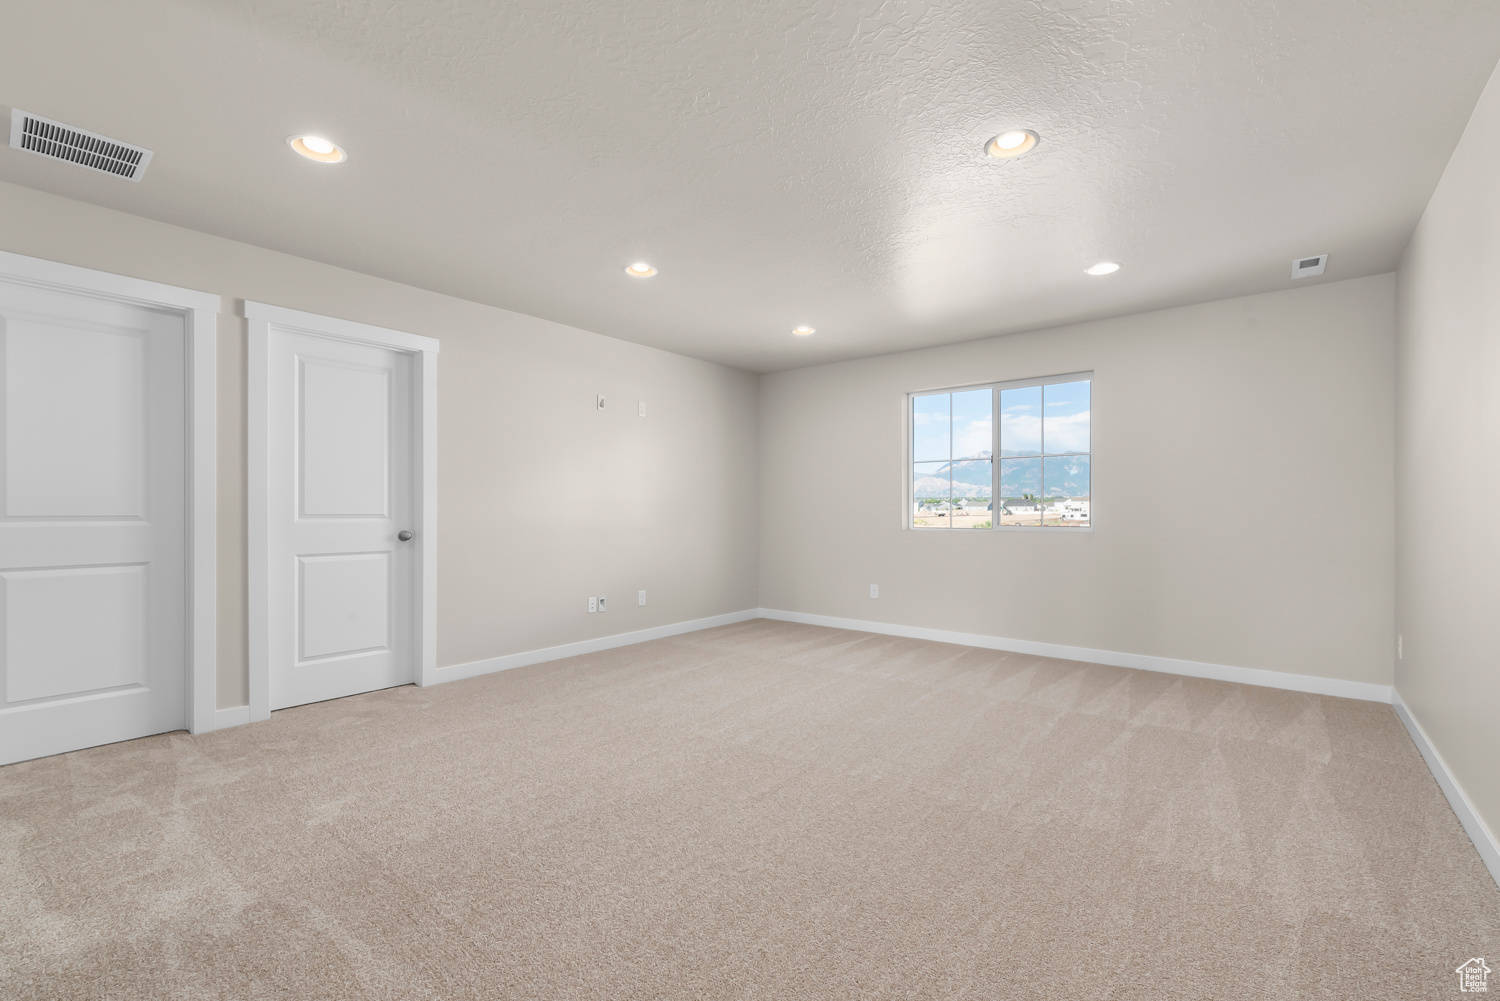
[910,374,1090,530]
[913,387,993,529]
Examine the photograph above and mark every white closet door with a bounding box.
[0,282,186,764]
[267,331,415,710]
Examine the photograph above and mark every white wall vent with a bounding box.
[1291,254,1327,279]
[8,108,153,181]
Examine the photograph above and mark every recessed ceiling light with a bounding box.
[792,325,816,337]
[985,129,1039,158]
[1085,261,1120,276]
[287,135,346,163]
[624,262,657,277]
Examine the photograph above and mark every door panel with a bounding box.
[269,332,413,710]
[4,564,146,702]
[299,359,390,517]
[298,552,390,660]
[5,319,145,516]
[0,282,186,764]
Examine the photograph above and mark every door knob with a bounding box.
[397,530,413,542]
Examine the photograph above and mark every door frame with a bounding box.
[0,249,219,736]
[245,301,438,721]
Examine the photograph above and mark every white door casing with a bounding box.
[0,251,217,764]
[248,302,437,718]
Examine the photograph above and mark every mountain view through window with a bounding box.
[912,377,1090,529]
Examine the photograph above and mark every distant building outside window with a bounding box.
[910,374,1091,530]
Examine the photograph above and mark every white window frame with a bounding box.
[904,371,1093,533]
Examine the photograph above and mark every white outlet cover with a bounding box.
[598,596,607,612]
[638,401,646,417]
[596,394,606,410]
[588,596,596,613]
[638,590,646,605]
[870,584,879,598]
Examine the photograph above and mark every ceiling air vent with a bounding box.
[8,108,153,181]
[1291,254,1327,279]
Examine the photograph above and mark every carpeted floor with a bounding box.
[2,619,1497,999]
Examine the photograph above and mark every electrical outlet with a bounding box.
[638,401,647,417]
[1398,634,1403,660]
[588,596,597,614]
[598,596,607,612]
[870,584,879,598]
[596,394,606,411]
[638,590,646,606]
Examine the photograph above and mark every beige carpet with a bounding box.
[2,619,1496,999]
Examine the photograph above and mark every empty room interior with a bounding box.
[3,2,1500,997]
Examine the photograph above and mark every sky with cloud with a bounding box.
[913,380,1090,501]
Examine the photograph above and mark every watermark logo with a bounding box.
[1457,958,1491,993]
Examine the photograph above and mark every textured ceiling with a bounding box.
[2,1,1498,371]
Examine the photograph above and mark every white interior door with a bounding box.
[0,281,186,764]
[267,330,415,710]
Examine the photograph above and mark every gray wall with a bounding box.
[760,276,1396,686]
[1396,62,1500,844]
[0,180,761,710]
[0,173,1419,721]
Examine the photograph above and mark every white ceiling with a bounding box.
[2,1,1498,372]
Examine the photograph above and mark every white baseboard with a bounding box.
[203,610,760,727]
[206,607,1394,733]
[1393,691,1500,890]
[431,608,762,685]
[755,608,1394,703]
[211,705,250,730]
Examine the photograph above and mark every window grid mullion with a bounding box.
[947,392,953,528]
[991,386,998,530]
